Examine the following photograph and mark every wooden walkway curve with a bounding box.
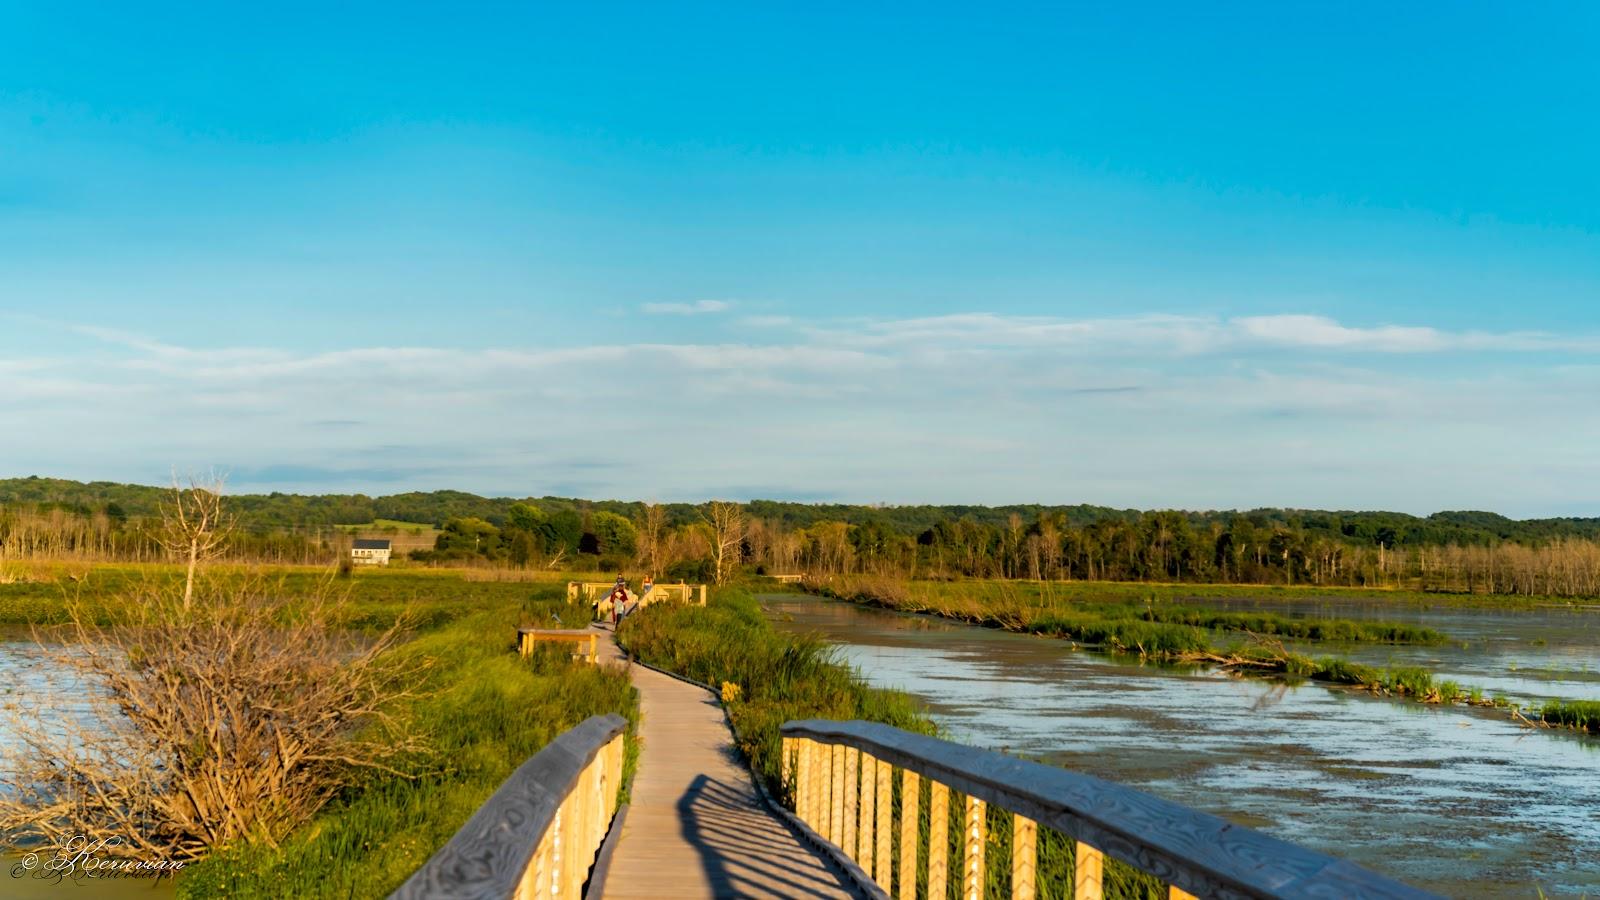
[595,630,859,899]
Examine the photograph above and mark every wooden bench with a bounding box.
[517,628,599,663]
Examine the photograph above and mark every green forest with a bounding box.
[5,475,1600,595]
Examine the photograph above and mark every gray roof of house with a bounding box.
[352,538,392,550]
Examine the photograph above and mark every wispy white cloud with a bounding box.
[815,312,1600,356]
[9,311,1600,514]
[640,300,731,315]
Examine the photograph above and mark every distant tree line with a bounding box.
[6,477,1600,596]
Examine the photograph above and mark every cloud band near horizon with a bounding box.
[2,310,1596,518]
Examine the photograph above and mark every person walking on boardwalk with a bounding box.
[609,574,628,626]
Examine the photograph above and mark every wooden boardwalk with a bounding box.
[596,631,858,899]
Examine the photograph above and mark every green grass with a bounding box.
[334,519,439,534]
[181,601,637,898]
[0,565,550,629]
[1537,700,1600,734]
[815,578,1448,651]
[1129,606,1444,644]
[1,565,639,899]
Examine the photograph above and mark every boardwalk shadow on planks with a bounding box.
[675,774,854,899]
[598,631,857,900]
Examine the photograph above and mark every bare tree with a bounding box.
[155,473,234,611]
[701,500,746,586]
[0,494,425,861]
[637,503,667,576]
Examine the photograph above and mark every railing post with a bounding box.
[609,734,624,818]
[875,758,893,889]
[928,781,949,900]
[963,796,986,900]
[842,747,860,861]
[589,751,604,867]
[783,736,795,805]
[520,830,552,900]
[565,788,583,900]
[830,744,846,846]
[810,740,826,833]
[1012,815,1036,900]
[859,752,876,872]
[1074,842,1103,900]
[794,738,811,824]
[554,800,572,900]
[899,770,919,900]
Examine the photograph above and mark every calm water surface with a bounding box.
[1,640,179,898]
[761,595,1600,899]
[1197,595,1600,707]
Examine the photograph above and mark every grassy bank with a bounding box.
[810,576,1600,737]
[0,563,574,630]
[840,576,1585,611]
[0,566,640,899]
[811,577,1448,652]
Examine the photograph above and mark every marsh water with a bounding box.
[760,594,1600,898]
[0,636,179,898]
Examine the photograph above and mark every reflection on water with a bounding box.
[761,595,1600,899]
[1,641,180,898]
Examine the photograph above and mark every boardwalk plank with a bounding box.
[598,631,858,899]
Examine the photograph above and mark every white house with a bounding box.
[351,538,392,566]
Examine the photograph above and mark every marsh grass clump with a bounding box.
[1538,700,1600,733]
[816,576,1448,648]
[1312,657,1382,688]
[1026,613,1211,655]
[1133,607,1445,645]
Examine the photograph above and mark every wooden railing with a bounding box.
[636,582,708,606]
[391,714,627,900]
[781,720,1435,900]
[568,581,623,602]
[568,581,707,609]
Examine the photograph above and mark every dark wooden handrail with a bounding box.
[391,713,628,900]
[782,719,1436,900]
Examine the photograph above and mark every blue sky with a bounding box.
[2,2,1598,515]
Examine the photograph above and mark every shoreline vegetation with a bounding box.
[0,564,639,899]
[800,575,1600,737]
